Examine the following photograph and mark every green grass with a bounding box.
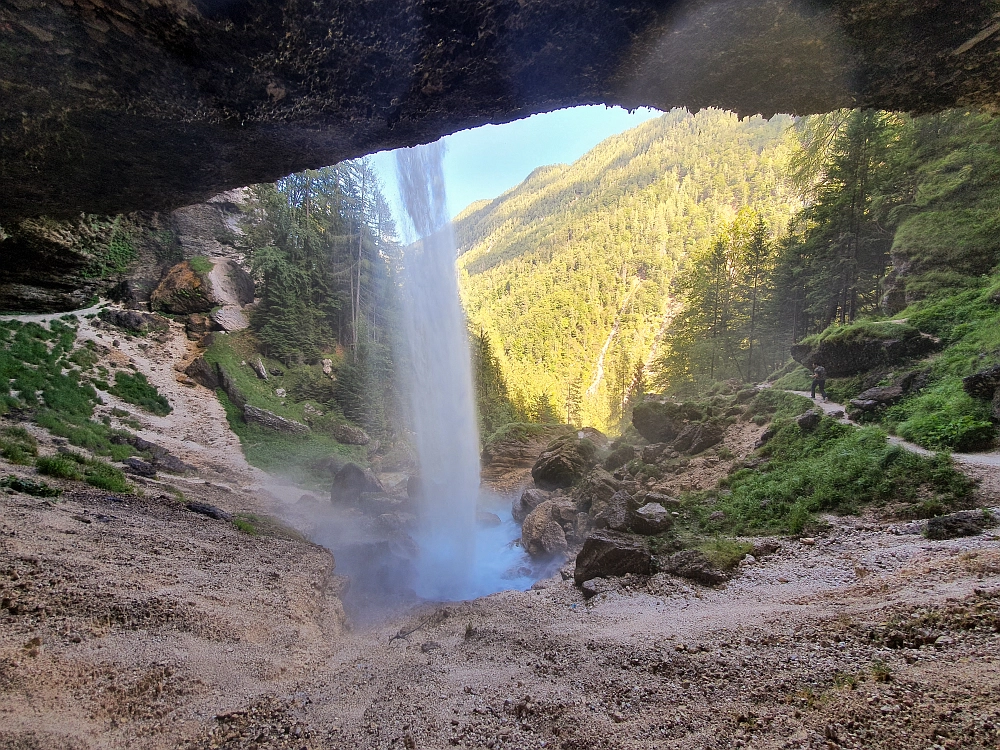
[0,426,38,465]
[744,389,814,421]
[37,454,84,480]
[770,365,814,391]
[36,451,130,491]
[482,421,569,448]
[188,256,214,275]
[109,372,171,416]
[1,475,61,498]
[707,416,974,534]
[697,537,754,570]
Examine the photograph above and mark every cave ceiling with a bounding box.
[1,0,998,221]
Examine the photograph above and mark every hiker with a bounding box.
[811,363,827,400]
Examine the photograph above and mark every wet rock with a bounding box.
[122,457,156,477]
[379,512,417,532]
[184,357,219,390]
[631,401,684,443]
[476,510,502,527]
[513,488,549,524]
[150,261,215,314]
[573,468,621,514]
[331,462,385,504]
[332,423,371,445]
[603,444,636,472]
[521,500,569,558]
[925,510,996,540]
[592,490,632,532]
[630,502,673,535]
[186,502,231,521]
[659,549,729,586]
[99,308,169,334]
[153,453,195,475]
[228,262,255,305]
[243,405,309,435]
[796,409,822,431]
[530,434,597,490]
[574,530,652,584]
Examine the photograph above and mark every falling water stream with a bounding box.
[395,142,535,600]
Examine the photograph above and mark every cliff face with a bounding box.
[1,0,998,221]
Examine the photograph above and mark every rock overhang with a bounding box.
[1,0,998,221]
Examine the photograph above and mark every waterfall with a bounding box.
[395,142,482,600]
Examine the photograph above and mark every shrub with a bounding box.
[83,461,129,492]
[0,426,38,465]
[37,454,84,480]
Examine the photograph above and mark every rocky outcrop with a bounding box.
[573,468,621,514]
[2,0,997,222]
[99,308,169,334]
[925,510,996,540]
[530,434,597,490]
[603,444,636,471]
[332,424,371,446]
[150,261,215,314]
[848,385,905,417]
[185,357,220,391]
[796,409,822,431]
[574,530,652,584]
[592,490,632,532]
[243,405,310,435]
[480,424,573,489]
[216,365,247,410]
[672,422,724,454]
[790,324,939,377]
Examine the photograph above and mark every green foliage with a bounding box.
[1,474,61,497]
[37,454,84,480]
[697,538,754,570]
[482,421,566,449]
[82,216,138,278]
[83,460,130,492]
[456,108,800,431]
[0,426,37,464]
[188,256,214,275]
[890,380,995,451]
[232,515,259,535]
[37,451,130,491]
[743,389,814,421]
[770,365,813,391]
[109,372,171,416]
[710,417,973,534]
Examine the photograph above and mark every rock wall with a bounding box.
[1,0,998,221]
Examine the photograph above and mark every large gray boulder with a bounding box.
[631,401,684,443]
[849,385,905,416]
[573,468,621,513]
[521,499,572,558]
[332,423,371,445]
[592,490,631,532]
[574,530,652,584]
[659,549,729,585]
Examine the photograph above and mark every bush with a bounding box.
[83,461,130,492]
[109,372,171,416]
[37,454,84,480]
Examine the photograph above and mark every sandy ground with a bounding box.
[2,316,999,749]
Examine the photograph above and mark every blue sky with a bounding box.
[370,105,663,238]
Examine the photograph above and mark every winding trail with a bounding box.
[586,279,640,397]
[784,388,1000,469]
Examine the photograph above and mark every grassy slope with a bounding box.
[203,330,363,484]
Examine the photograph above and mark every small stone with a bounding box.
[800,537,816,545]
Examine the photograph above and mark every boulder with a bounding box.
[332,423,371,446]
[629,502,673,535]
[641,443,669,464]
[674,423,724,454]
[659,549,729,585]
[476,511,502,527]
[573,468,621,513]
[574,530,652,584]
[796,409,822,431]
[754,426,777,449]
[250,357,269,381]
[150,261,215,314]
[184,357,220,391]
[211,307,250,332]
[641,491,680,509]
[530,434,597,490]
[789,323,939,377]
[577,427,610,451]
[513,487,549,524]
[186,502,231,521]
[122,457,156,478]
[849,385,904,416]
[331,462,385,504]
[521,500,569,558]
[406,474,423,499]
[99,308,169,334]
[603,444,636,471]
[925,510,996,540]
[631,401,684,443]
[185,313,215,336]
[592,490,631,531]
[243,405,310,435]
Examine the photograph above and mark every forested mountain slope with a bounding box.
[455,109,801,431]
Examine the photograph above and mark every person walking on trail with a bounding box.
[811,363,827,401]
